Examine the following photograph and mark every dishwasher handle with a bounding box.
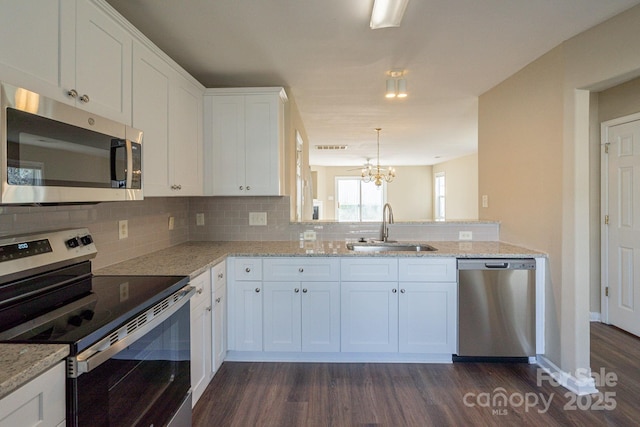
[484,262,509,269]
[457,258,536,270]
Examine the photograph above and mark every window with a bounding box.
[435,172,445,221]
[335,177,384,222]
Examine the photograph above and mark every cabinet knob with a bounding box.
[171,184,182,190]
[218,273,224,279]
[67,89,78,99]
[246,186,251,190]
[298,268,304,273]
[239,186,244,190]
[294,288,300,293]
[392,288,397,293]
[302,289,308,293]
[400,289,406,294]
[197,288,203,294]
[79,94,90,103]
[216,297,221,303]
[206,306,212,312]
[255,288,261,293]
[245,267,251,273]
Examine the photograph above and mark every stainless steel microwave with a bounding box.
[1,82,143,205]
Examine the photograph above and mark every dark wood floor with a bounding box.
[193,323,640,426]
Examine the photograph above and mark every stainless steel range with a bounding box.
[0,228,194,427]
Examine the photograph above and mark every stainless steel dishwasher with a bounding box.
[457,258,536,359]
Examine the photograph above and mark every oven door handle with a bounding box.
[68,285,195,378]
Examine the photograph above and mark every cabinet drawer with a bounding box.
[190,270,211,308]
[341,258,398,281]
[398,258,456,282]
[263,258,339,281]
[233,258,262,280]
[212,261,226,291]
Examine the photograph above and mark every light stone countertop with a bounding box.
[96,240,546,278]
[0,344,69,399]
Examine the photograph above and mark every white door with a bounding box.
[602,115,640,336]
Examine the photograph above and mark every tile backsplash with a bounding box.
[1,195,499,270]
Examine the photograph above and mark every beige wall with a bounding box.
[433,153,479,220]
[478,3,640,381]
[310,165,433,221]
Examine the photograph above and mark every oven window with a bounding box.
[72,303,190,427]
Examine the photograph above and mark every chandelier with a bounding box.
[362,128,396,186]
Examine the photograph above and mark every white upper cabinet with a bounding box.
[0,0,132,124]
[133,41,203,196]
[204,88,288,196]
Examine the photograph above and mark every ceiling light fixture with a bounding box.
[370,0,410,29]
[362,128,396,186]
[385,71,407,99]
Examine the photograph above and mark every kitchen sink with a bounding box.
[346,242,437,252]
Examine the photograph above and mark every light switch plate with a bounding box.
[482,195,489,208]
[249,212,267,226]
[303,230,317,241]
[118,220,128,240]
[196,213,205,226]
[168,216,175,230]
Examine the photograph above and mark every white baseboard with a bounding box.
[590,312,601,322]
[536,355,598,395]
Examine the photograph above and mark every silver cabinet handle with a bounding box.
[255,288,260,293]
[67,89,78,98]
[400,289,406,294]
[392,288,397,293]
[298,268,304,273]
[246,186,251,190]
[302,289,308,293]
[239,185,244,190]
[79,94,90,103]
[294,288,300,293]
[216,297,221,303]
[245,267,251,273]
[171,184,182,190]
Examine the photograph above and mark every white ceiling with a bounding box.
[106,0,640,166]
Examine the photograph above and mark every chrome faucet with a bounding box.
[381,203,394,242]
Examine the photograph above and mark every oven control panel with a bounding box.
[0,228,97,282]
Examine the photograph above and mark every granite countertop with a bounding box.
[96,240,546,278]
[0,344,69,399]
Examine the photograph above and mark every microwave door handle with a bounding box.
[126,139,133,189]
[110,140,126,187]
[68,285,195,378]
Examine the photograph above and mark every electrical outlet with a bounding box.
[118,220,128,240]
[459,231,473,241]
[482,195,489,208]
[303,230,317,241]
[119,282,129,301]
[249,212,267,226]
[196,213,205,226]
[168,216,175,230]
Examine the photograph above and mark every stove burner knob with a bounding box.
[66,238,80,249]
[81,310,95,320]
[68,315,83,327]
[80,235,93,245]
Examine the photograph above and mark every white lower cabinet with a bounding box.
[263,281,340,352]
[341,281,399,352]
[212,261,227,373]
[0,361,65,427]
[228,256,457,361]
[189,270,212,407]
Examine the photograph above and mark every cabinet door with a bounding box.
[263,282,301,352]
[0,0,69,101]
[168,76,203,195]
[341,282,398,353]
[232,282,263,351]
[244,94,282,195]
[0,361,65,427]
[190,299,212,407]
[213,283,227,372]
[210,95,246,195]
[399,282,456,354]
[73,0,132,123]
[132,42,171,196]
[301,282,340,352]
